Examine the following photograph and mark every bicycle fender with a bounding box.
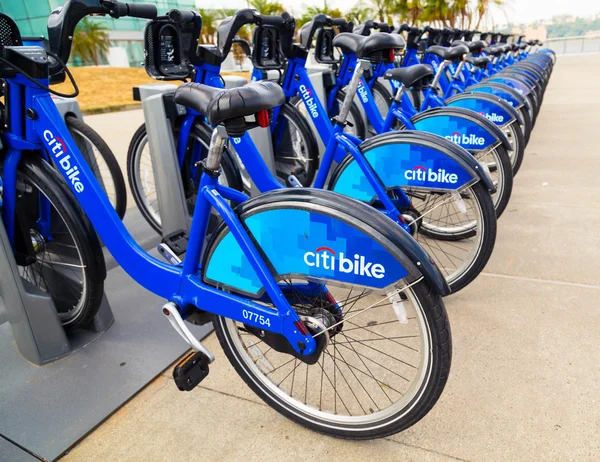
[445,91,523,127]
[202,188,449,297]
[328,131,495,202]
[467,82,527,110]
[411,107,512,151]
[484,75,533,98]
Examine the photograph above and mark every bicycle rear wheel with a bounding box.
[0,156,106,329]
[206,193,451,438]
[65,115,127,219]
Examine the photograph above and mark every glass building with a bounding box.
[0,0,197,66]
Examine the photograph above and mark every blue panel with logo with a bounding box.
[413,114,497,150]
[205,209,409,295]
[332,142,474,202]
[446,97,514,126]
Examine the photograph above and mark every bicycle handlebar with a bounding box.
[217,9,294,59]
[167,9,197,23]
[47,0,156,74]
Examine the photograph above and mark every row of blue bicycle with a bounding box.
[0,0,554,439]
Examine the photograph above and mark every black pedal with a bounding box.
[173,351,210,391]
[162,229,188,256]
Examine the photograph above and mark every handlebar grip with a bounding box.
[124,2,157,19]
[167,9,196,23]
[259,14,284,27]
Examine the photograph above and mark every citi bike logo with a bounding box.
[445,131,485,146]
[357,80,369,104]
[479,111,504,123]
[43,130,84,193]
[404,165,458,184]
[299,85,319,119]
[303,247,385,279]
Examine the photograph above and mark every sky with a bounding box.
[197,0,599,25]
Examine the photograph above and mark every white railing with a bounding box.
[544,36,600,55]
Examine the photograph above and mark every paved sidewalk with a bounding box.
[66,54,600,461]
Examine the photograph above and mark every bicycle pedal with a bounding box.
[161,229,188,256]
[173,351,210,391]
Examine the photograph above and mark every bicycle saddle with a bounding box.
[174,81,285,128]
[465,55,491,69]
[426,44,469,62]
[452,39,487,54]
[332,32,405,59]
[483,46,504,56]
[383,64,433,89]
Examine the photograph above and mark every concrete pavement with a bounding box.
[64,54,600,461]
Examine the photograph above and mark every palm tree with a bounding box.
[347,1,374,25]
[297,1,344,29]
[71,18,110,66]
[247,0,285,15]
[474,0,504,30]
[423,0,451,27]
[198,9,222,44]
[408,0,424,24]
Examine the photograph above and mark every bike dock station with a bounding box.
[0,211,212,460]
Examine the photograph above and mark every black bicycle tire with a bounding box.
[65,115,127,220]
[126,122,243,235]
[205,195,451,438]
[1,156,106,330]
[272,102,320,186]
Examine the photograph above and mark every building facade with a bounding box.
[0,0,196,66]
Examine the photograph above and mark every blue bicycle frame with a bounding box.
[184,55,413,230]
[1,70,320,356]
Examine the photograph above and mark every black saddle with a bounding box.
[426,44,469,62]
[483,46,504,56]
[517,42,528,50]
[384,64,433,89]
[332,32,405,59]
[465,56,491,69]
[174,81,284,132]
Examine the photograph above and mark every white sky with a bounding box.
[196,0,599,25]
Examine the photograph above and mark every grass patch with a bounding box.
[54,67,251,114]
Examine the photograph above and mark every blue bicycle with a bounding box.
[0,1,455,438]
[296,17,514,217]
[128,9,499,293]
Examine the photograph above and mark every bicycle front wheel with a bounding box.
[0,156,106,329]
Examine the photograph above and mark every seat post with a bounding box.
[337,59,371,124]
[431,60,450,91]
[205,126,228,172]
[393,84,406,103]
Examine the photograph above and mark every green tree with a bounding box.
[199,9,219,44]
[247,0,285,15]
[297,1,344,29]
[474,0,504,30]
[423,0,450,27]
[347,1,374,25]
[71,18,110,66]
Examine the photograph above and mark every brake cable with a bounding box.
[0,50,79,98]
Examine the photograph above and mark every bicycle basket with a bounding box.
[144,16,192,80]
[314,27,339,64]
[251,25,285,70]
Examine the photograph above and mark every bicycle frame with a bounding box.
[1,71,318,356]
[183,56,412,229]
